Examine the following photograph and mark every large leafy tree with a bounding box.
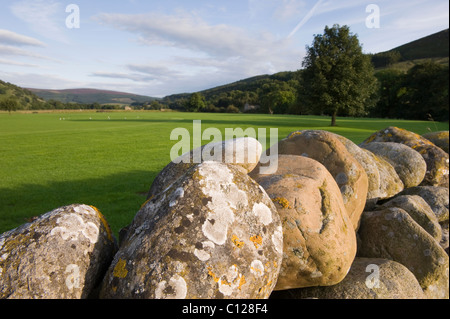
[301,24,378,126]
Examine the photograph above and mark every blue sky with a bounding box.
[0,0,448,97]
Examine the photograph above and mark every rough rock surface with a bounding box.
[361,148,404,201]
[360,127,449,187]
[250,155,356,290]
[148,137,262,199]
[333,134,382,203]
[361,142,427,188]
[277,130,368,229]
[358,207,449,299]
[423,131,449,154]
[100,162,283,299]
[397,186,449,222]
[381,195,442,242]
[271,258,425,299]
[0,204,117,299]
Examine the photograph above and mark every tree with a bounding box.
[185,92,206,112]
[372,69,404,118]
[301,24,378,126]
[399,61,449,121]
[0,97,19,114]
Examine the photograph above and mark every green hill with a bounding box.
[0,80,46,110]
[392,29,448,60]
[28,88,157,105]
[371,29,449,69]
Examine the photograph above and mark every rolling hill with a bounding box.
[389,28,448,61]
[0,79,46,110]
[27,88,157,105]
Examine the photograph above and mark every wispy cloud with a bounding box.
[95,10,300,74]
[0,44,55,61]
[10,0,68,43]
[0,29,45,47]
[0,58,39,68]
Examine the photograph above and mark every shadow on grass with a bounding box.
[0,169,160,238]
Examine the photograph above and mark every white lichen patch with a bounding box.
[272,226,283,254]
[194,241,215,262]
[50,213,99,244]
[252,203,273,226]
[73,205,97,216]
[217,265,244,296]
[155,274,188,299]
[199,162,249,245]
[250,260,265,277]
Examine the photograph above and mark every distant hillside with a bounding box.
[391,29,448,61]
[0,80,46,110]
[28,88,157,105]
[371,29,449,69]
[163,72,297,105]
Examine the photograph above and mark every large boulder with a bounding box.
[361,142,427,188]
[397,186,449,223]
[381,195,442,242]
[360,127,449,187]
[332,134,382,204]
[360,148,404,201]
[271,258,425,299]
[276,130,368,229]
[250,155,356,290]
[100,162,283,299]
[358,207,449,299]
[422,131,449,154]
[147,137,262,199]
[0,204,117,299]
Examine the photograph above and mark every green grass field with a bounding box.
[1,111,448,237]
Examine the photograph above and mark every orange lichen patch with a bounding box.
[231,235,244,249]
[113,258,128,279]
[90,205,113,241]
[207,267,220,283]
[272,197,292,209]
[365,134,376,143]
[250,235,263,249]
[288,131,303,138]
[238,275,246,290]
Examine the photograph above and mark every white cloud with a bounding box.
[0,44,53,61]
[0,71,83,89]
[94,11,302,82]
[0,29,45,47]
[0,58,38,67]
[95,11,267,58]
[10,0,68,43]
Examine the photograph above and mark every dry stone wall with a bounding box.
[0,128,448,299]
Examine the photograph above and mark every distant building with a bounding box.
[244,103,260,112]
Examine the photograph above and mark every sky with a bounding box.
[0,0,448,97]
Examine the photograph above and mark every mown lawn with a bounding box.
[1,111,448,237]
